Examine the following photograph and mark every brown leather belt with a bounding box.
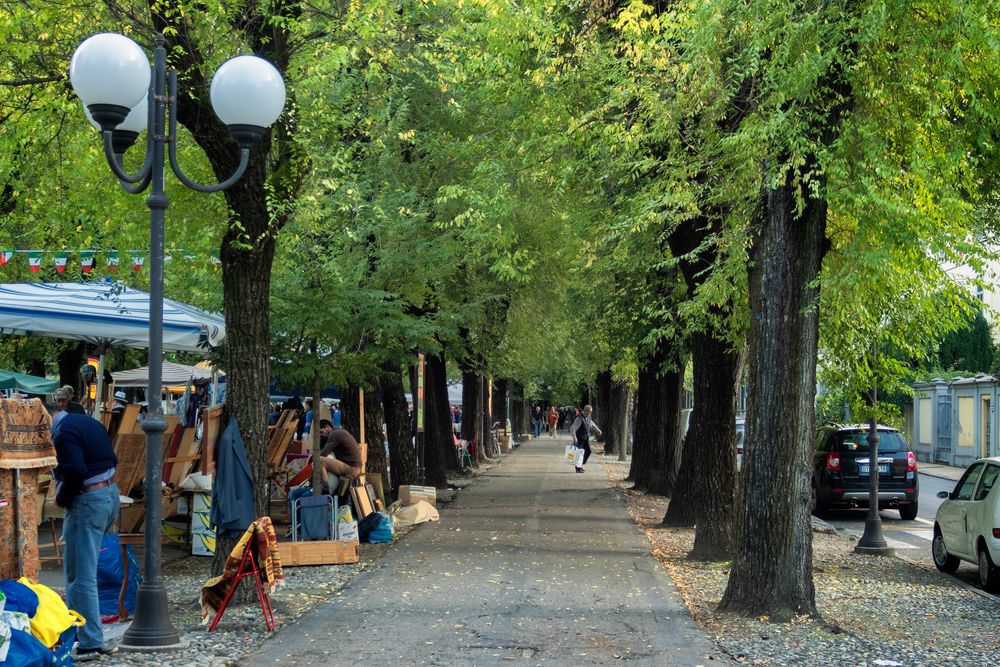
[83,480,112,492]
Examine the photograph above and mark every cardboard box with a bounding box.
[192,492,211,513]
[191,510,213,534]
[398,485,436,507]
[192,532,216,557]
[162,520,190,546]
[281,539,359,566]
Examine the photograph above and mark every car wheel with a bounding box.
[932,529,959,573]
[898,503,918,520]
[977,545,1000,593]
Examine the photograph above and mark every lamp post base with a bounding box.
[119,584,185,651]
[854,543,895,557]
[854,516,895,557]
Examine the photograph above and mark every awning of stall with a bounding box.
[112,361,225,388]
[0,282,226,352]
[0,369,59,395]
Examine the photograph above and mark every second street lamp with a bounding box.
[70,31,285,650]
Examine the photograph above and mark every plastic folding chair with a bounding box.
[290,493,338,541]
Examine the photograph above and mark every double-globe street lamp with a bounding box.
[70,32,285,649]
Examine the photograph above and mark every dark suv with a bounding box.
[812,423,919,520]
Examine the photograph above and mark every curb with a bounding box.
[893,550,1000,606]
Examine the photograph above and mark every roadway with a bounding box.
[821,470,991,592]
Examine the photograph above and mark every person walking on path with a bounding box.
[49,407,120,660]
[247,427,724,666]
[532,405,543,438]
[570,404,602,472]
[547,406,558,437]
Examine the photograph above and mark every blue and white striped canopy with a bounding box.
[0,282,225,352]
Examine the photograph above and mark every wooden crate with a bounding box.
[280,539,360,566]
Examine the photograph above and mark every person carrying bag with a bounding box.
[569,405,602,473]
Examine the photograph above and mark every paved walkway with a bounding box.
[250,434,725,666]
[917,461,965,482]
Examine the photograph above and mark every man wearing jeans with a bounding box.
[50,408,119,661]
[570,405,602,473]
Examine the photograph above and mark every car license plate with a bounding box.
[858,464,890,475]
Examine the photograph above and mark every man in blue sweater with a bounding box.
[50,408,119,660]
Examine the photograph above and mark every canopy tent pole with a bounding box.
[92,347,107,420]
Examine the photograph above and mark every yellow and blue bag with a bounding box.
[16,578,85,649]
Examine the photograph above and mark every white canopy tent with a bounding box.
[112,361,224,387]
[0,282,225,352]
[0,282,225,415]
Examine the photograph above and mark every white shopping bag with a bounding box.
[563,444,584,467]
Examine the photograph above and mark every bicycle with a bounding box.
[486,421,501,457]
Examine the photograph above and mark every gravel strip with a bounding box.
[95,477,479,666]
[600,453,1000,667]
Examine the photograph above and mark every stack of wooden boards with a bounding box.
[115,405,225,533]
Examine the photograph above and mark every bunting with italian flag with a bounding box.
[0,248,224,271]
[80,250,95,273]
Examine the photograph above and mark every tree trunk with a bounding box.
[214,237,275,582]
[310,368,324,495]
[662,332,741,559]
[610,382,629,461]
[493,379,508,429]
[381,364,416,498]
[364,388,387,476]
[594,370,612,445]
[57,342,86,390]
[663,332,739,544]
[646,363,684,497]
[340,384,361,441]
[718,169,825,619]
[423,352,455,487]
[461,370,480,443]
[510,383,524,439]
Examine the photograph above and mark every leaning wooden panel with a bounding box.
[267,425,298,470]
[165,428,200,487]
[200,405,224,475]
[280,539,360,566]
[113,433,147,496]
[118,404,142,435]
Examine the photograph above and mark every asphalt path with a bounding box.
[822,472,990,591]
[249,435,726,666]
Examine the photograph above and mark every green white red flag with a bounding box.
[80,250,96,273]
[0,250,12,266]
[54,252,69,273]
[27,251,42,272]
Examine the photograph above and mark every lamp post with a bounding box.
[70,32,285,649]
[854,387,894,556]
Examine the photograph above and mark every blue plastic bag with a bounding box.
[97,534,141,617]
[0,581,38,617]
[1,627,53,667]
[362,512,394,544]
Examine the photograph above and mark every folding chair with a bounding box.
[290,493,338,541]
[207,538,276,632]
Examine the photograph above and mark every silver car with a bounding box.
[932,456,1000,593]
